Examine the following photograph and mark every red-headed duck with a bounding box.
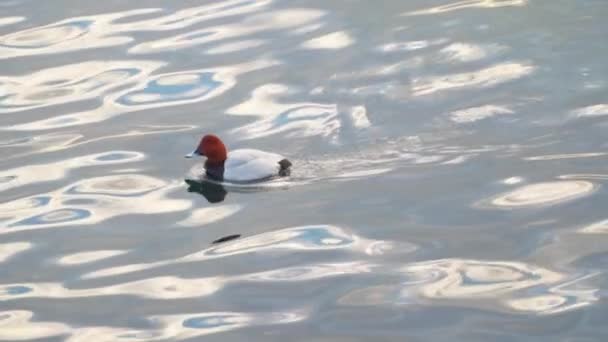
[185,134,291,182]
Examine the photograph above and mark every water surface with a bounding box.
[1,0,608,340]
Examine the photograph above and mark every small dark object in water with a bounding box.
[212,234,241,244]
[278,158,292,176]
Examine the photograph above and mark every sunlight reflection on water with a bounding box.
[1,172,189,232]
[412,62,535,96]
[339,259,598,315]
[403,0,528,16]
[1,0,607,339]
[483,181,597,209]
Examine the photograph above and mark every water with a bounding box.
[1,0,607,340]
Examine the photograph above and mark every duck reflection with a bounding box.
[185,179,227,203]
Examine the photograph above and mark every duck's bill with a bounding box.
[184,150,200,158]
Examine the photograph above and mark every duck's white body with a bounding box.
[219,149,287,182]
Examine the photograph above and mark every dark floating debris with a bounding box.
[212,234,241,244]
[278,158,292,176]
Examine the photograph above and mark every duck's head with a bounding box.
[185,134,227,165]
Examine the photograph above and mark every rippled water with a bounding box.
[1,0,607,340]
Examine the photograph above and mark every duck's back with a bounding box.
[223,149,285,182]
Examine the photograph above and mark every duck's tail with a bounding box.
[278,159,292,176]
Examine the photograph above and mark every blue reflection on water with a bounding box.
[8,208,91,228]
[297,226,351,247]
[116,71,222,106]
[4,285,32,295]
[273,105,334,125]
[183,315,239,329]
[31,196,52,207]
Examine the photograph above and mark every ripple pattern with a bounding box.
[338,259,598,315]
[486,181,596,208]
[0,60,162,113]
[412,62,535,96]
[1,0,607,340]
[1,173,188,232]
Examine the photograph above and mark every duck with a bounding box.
[185,134,292,182]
